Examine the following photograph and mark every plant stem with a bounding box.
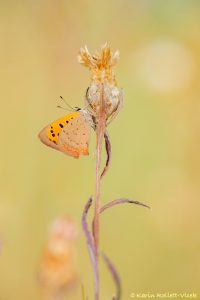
[93,83,106,299]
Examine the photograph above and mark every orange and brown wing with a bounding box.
[38,111,90,158]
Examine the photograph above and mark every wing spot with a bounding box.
[52,133,55,137]
[59,123,64,128]
[53,141,57,144]
[66,120,69,123]
[50,130,54,133]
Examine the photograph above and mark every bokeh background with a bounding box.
[0,0,200,299]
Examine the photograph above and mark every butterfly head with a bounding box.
[74,107,81,111]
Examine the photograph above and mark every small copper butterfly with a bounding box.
[38,105,91,158]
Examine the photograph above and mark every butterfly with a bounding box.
[38,102,91,158]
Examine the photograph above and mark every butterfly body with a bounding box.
[39,110,91,158]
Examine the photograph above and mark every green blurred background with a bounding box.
[0,0,200,299]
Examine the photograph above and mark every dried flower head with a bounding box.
[78,44,123,127]
[38,216,78,298]
[78,43,119,83]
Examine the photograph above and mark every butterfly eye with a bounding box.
[75,107,81,111]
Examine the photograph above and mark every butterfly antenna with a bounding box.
[59,96,75,110]
[57,105,71,111]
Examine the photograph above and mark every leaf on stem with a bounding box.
[100,198,150,214]
[102,252,121,300]
[101,130,111,179]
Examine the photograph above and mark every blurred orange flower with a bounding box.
[38,216,79,299]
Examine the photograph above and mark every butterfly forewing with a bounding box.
[38,111,90,158]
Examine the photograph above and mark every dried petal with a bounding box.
[78,44,119,83]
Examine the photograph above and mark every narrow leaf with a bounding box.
[100,198,150,214]
[102,252,121,300]
[101,130,111,179]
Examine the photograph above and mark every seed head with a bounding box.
[78,44,123,127]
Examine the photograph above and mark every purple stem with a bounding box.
[102,252,121,300]
[101,130,111,179]
[82,197,99,300]
[100,198,150,214]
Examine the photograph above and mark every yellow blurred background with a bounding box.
[0,0,200,299]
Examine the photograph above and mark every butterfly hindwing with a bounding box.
[38,111,90,158]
